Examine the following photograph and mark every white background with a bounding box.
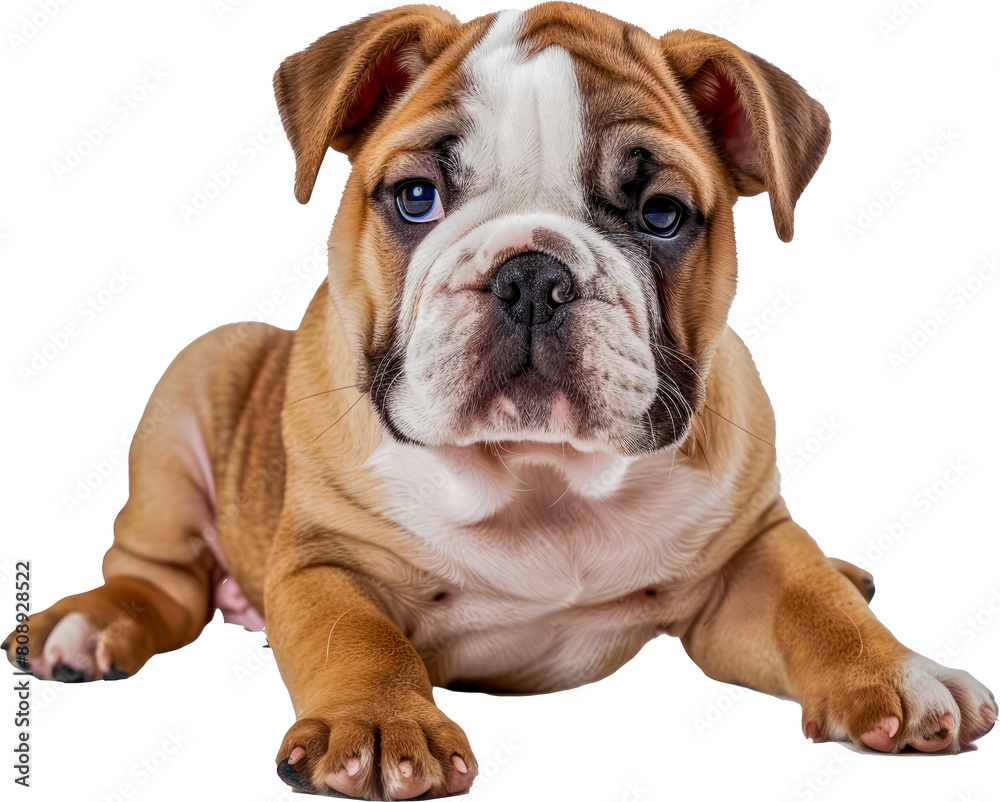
[2,0,998,800]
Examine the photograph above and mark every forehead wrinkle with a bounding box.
[380,151,444,188]
[535,24,722,195]
[516,7,697,135]
[575,60,691,141]
[598,124,718,212]
[363,111,466,193]
[356,17,497,194]
[459,9,585,217]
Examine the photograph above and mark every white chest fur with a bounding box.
[367,442,731,607]
[365,441,733,689]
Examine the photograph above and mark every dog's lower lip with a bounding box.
[476,439,588,457]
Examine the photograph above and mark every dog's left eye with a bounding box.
[640,196,685,238]
[396,181,444,223]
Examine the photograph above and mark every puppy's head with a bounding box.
[274,2,829,457]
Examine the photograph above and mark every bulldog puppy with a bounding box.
[5,3,996,799]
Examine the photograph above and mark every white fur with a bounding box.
[460,9,585,217]
[362,12,726,689]
[366,438,734,689]
[824,653,997,752]
[389,11,658,450]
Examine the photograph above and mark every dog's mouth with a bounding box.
[468,376,577,436]
[371,271,701,456]
[457,386,593,450]
[377,357,696,457]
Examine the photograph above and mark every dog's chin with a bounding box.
[389,415,692,459]
[455,394,696,457]
[380,371,696,457]
[456,432,612,456]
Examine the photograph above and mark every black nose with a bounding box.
[490,252,576,327]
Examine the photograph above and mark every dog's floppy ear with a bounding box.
[274,5,460,204]
[661,30,830,242]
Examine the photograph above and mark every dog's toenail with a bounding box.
[277,757,304,788]
[52,663,85,683]
[399,760,413,778]
[288,747,306,765]
[345,756,361,777]
[103,664,130,681]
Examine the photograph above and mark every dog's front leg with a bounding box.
[265,541,477,800]
[682,517,996,752]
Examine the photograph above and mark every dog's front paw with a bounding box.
[4,599,150,682]
[804,653,997,753]
[275,691,477,799]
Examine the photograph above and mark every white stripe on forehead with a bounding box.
[460,9,584,216]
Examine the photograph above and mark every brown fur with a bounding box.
[4,4,994,800]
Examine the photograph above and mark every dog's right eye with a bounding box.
[396,181,444,223]
[640,195,686,238]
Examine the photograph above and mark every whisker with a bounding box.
[495,442,527,457]
[650,343,704,386]
[495,448,529,487]
[666,445,677,481]
[311,395,364,443]
[694,410,715,481]
[289,384,361,406]
[704,406,775,448]
[371,343,404,407]
[547,479,572,508]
